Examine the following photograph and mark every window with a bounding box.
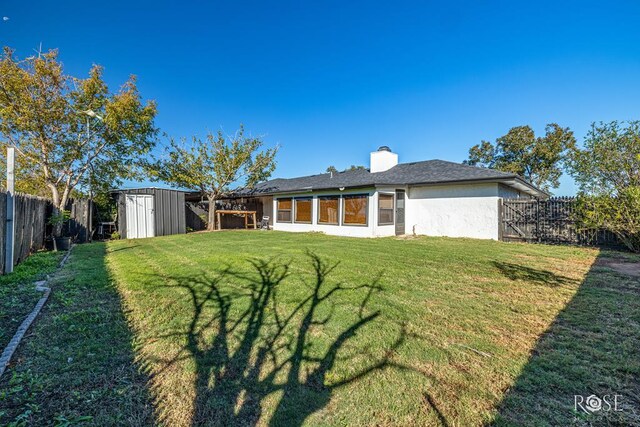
[295,198,312,223]
[277,198,292,222]
[378,194,394,225]
[343,194,368,226]
[318,196,339,225]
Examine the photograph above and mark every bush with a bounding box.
[576,187,640,252]
[111,231,121,240]
[568,121,640,252]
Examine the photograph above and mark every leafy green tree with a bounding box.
[149,126,278,231]
[326,165,339,174]
[465,124,576,192]
[568,121,640,252]
[0,47,157,224]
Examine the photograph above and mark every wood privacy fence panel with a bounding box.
[0,192,93,274]
[65,198,93,243]
[185,202,208,231]
[0,192,51,273]
[13,193,49,266]
[500,197,620,247]
[0,192,6,274]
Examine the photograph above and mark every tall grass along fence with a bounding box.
[0,192,93,274]
[499,197,621,247]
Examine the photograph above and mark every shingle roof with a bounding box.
[246,159,545,196]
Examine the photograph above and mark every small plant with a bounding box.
[47,210,71,227]
[198,213,208,228]
[110,231,121,240]
[48,210,72,248]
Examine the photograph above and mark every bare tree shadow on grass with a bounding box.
[154,251,407,426]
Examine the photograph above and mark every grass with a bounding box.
[0,244,154,426]
[0,231,638,426]
[0,251,63,351]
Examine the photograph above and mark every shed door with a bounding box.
[395,190,405,235]
[126,195,155,239]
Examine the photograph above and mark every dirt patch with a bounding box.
[395,234,418,240]
[597,258,640,277]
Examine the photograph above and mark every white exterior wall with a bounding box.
[498,184,527,199]
[258,196,274,225]
[269,182,518,240]
[405,183,501,240]
[272,188,395,238]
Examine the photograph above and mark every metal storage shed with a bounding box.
[112,188,187,239]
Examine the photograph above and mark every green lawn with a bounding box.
[0,251,62,351]
[1,231,638,426]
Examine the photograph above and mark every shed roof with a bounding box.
[110,186,190,193]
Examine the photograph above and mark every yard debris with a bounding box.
[454,343,493,358]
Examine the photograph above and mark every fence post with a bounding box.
[497,198,504,241]
[536,200,541,243]
[5,147,15,274]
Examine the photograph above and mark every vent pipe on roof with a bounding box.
[370,146,398,173]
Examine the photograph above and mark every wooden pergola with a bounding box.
[216,210,258,230]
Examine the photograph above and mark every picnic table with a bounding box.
[216,210,258,230]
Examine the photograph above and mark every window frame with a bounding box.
[276,198,293,223]
[294,197,313,224]
[341,194,369,227]
[378,192,395,226]
[317,195,340,225]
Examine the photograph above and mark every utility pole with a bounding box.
[5,147,15,273]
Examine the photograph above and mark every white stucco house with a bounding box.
[243,147,547,240]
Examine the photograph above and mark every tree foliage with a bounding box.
[464,124,576,192]
[149,126,278,230]
[325,165,366,174]
[0,47,157,214]
[326,165,338,174]
[568,121,640,252]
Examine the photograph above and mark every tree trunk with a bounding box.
[47,184,64,237]
[207,195,217,231]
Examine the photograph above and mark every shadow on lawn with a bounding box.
[0,242,158,425]
[156,251,407,426]
[491,253,640,426]
[493,261,578,287]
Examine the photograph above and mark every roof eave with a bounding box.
[396,176,548,198]
[244,175,549,198]
[506,177,549,198]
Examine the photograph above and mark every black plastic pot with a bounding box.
[54,236,72,251]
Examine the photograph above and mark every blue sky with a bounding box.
[2,1,640,195]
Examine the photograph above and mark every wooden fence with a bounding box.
[0,192,51,274]
[0,192,94,274]
[65,198,93,244]
[500,197,620,247]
